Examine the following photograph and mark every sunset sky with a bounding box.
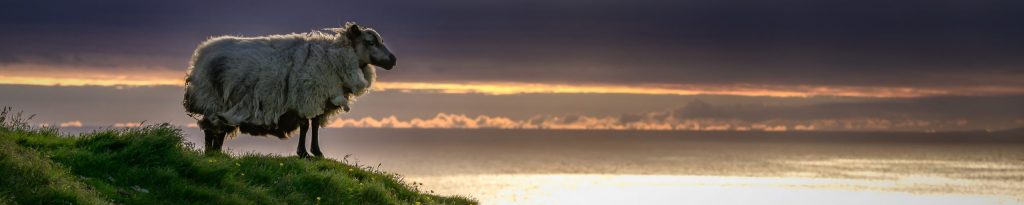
[2,0,1023,131]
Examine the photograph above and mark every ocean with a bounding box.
[67,127,1024,204]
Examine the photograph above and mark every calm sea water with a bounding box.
[67,128,1024,204]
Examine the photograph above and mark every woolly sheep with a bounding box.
[183,23,396,157]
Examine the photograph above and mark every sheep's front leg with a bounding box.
[310,116,325,157]
[296,119,311,158]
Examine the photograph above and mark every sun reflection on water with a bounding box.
[410,174,1021,205]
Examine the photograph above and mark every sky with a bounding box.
[1,0,1023,132]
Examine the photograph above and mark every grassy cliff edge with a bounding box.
[0,109,475,205]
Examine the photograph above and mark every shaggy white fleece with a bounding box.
[183,30,373,128]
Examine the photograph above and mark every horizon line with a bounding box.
[4,77,1024,98]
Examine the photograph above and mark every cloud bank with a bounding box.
[6,84,1021,132]
[325,98,1024,131]
[323,113,994,132]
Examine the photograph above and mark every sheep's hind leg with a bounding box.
[296,119,312,158]
[203,129,215,153]
[200,118,227,154]
[212,131,226,151]
[203,129,224,153]
[310,116,324,157]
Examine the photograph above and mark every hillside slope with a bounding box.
[0,109,475,205]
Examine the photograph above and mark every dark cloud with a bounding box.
[671,97,1024,122]
[2,0,1023,87]
[657,96,1024,130]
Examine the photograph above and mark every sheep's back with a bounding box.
[184,36,299,126]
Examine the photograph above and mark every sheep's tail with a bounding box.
[182,42,229,122]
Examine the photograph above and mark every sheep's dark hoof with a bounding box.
[205,148,222,155]
[311,150,324,158]
[297,151,311,159]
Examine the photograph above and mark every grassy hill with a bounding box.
[0,108,475,205]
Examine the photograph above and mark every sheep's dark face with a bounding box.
[347,25,396,70]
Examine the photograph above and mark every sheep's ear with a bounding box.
[345,23,362,41]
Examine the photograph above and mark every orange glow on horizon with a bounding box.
[0,63,183,87]
[2,65,1023,98]
[374,82,1024,98]
[0,76,182,87]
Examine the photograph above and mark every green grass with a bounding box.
[0,107,475,205]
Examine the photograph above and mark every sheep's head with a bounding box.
[345,23,397,70]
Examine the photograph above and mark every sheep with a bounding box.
[183,23,397,158]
